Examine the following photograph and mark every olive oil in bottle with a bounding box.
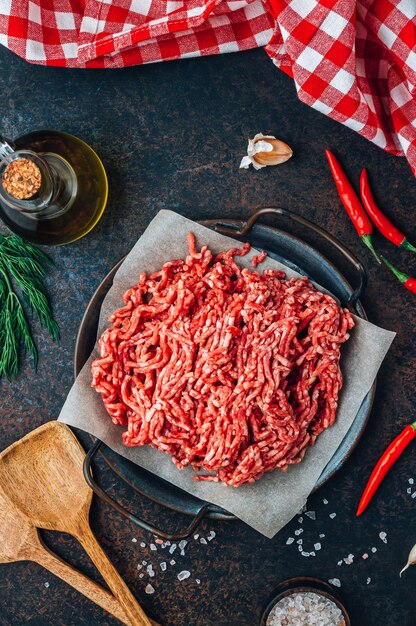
[0,130,108,245]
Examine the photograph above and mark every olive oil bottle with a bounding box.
[0,130,108,245]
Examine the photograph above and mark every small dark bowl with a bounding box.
[260,577,351,626]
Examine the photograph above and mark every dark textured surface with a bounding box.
[0,45,415,626]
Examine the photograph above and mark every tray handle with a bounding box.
[213,207,367,314]
[83,440,211,541]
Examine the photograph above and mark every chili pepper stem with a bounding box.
[361,234,381,264]
[399,238,416,253]
[380,255,408,284]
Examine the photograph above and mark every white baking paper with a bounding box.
[59,210,395,537]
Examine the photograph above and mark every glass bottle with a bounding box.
[0,130,108,245]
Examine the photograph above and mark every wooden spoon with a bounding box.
[0,489,130,624]
[0,421,153,626]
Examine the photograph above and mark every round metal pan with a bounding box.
[75,209,374,539]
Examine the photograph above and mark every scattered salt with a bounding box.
[180,550,185,556]
[407,487,412,494]
[266,591,344,626]
[193,534,199,540]
[177,570,191,581]
[367,577,371,584]
[362,553,369,560]
[409,478,414,485]
[286,537,294,545]
[298,545,303,552]
[344,554,354,565]
[310,551,316,557]
[179,540,188,550]
[294,529,303,536]
[147,565,155,577]
[145,584,155,594]
[371,547,377,553]
[196,579,201,584]
[140,542,146,548]
[165,541,171,546]
[44,582,50,589]
[314,543,321,551]
[323,498,329,505]
[137,564,142,570]
[169,544,177,554]
[200,537,207,545]
[131,538,137,543]
[142,560,147,566]
[301,551,310,557]
[337,560,343,566]
[296,539,303,545]
[328,578,341,587]
[319,533,325,539]
[207,531,216,541]
[305,511,316,520]
[170,559,176,565]
[298,517,303,524]
[412,491,416,499]
[150,543,157,551]
[139,573,144,579]
[379,531,387,543]
[329,513,336,519]
[160,562,167,571]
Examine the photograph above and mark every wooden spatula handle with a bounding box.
[31,541,129,624]
[75,520,153,626]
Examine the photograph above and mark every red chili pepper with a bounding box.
[381,256,416,294]
[357,421,416,516]
[325,150,381,263]
[360,169,416,252]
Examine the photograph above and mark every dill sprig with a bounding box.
[0,234,59,379]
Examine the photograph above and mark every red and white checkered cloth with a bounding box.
[1,0,415,172]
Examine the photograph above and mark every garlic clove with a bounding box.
[400,543,416,577]
[239,133,293,170]
[253,137,293,167]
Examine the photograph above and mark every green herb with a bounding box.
[0,234,59,378]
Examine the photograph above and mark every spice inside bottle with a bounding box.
[2,158,42,199]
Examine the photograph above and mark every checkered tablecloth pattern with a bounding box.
[1,0,415,172]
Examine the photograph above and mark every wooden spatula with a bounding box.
[0,489,130,624]
[0,421,153,626]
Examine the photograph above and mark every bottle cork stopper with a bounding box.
[2,158,42,199]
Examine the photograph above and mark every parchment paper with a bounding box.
[59,210,395,537]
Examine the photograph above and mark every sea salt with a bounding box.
[177,570,191,581]
[344,554,354,565]
[266,592,344,626]
[207,531,216,541]
[412,491,416,499]
[44,582,50,589]
[298,517,303,524]
[409,478,414,485]
[371,547,377,553]
[140,542,146,548]
[147,565,155,577]
[323,498,329,505]
[200,537,207,545]
[139,573,144,579]
[379,531,387,543]
[407,487,412,494]
[196,579,201,584]
[337,560,343,566]
[298,545,303,552]
[329,513,337,519]
[367,577,371,584]
[160,562,167,572]
[142,561,147,566]
[179,540,188,550]
[137,564,142,570]
[131,538,137,543]
[169,544,177,554]
[170,559,176,565]
[150,543,157,551]
[305,511,316,520]
[145,584,155,594]
[328,578,341,588]
[301,551,310,557]
[294,529,303,536]
[193,534,199,541]
[314,543,321,551]
[362,553,369,559]
[319,533,325,539]
[297,539,303,545]
[286,537,294,545]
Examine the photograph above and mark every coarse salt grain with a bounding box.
[412,492,416,499]
[140,542,146,548]
[314,543,321,551]
[294,529,303,536]
[328,578,341,588]
[367,577,371,584]
[170,559,176,565]
[196,579,201,584]
[266,591,344,626]
[137,564,142,570]
[296,539,303,545]
[409,478,414,485]
[177,570,191,581]
[298,517,303,523]
[305,511,316,520]
[379,532,387,543]
[329,513,336,519]
[142,561,147,566]
[320,533,325,539]
[150,543,157,551]
[301,551,310,557]
[362,553,369,559]
[286,537,294,545]
[160,562,167,571]
[371,547,377,553]
[337,560,343,566]
[344,554,354,565]
[131,538,137,543]
[193,534,199,541]
[207,531,216,541]
[407,487,412,494]
[323,498,329,504]
[200,537,207,545]
[179,540,188,550]
[169,544,177,554]
[145,584,155,594]
[139,573,144,579]
[44,582,50,589]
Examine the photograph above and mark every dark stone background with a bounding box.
[0,44,415,626]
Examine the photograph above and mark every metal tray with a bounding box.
[75,208,374,540]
